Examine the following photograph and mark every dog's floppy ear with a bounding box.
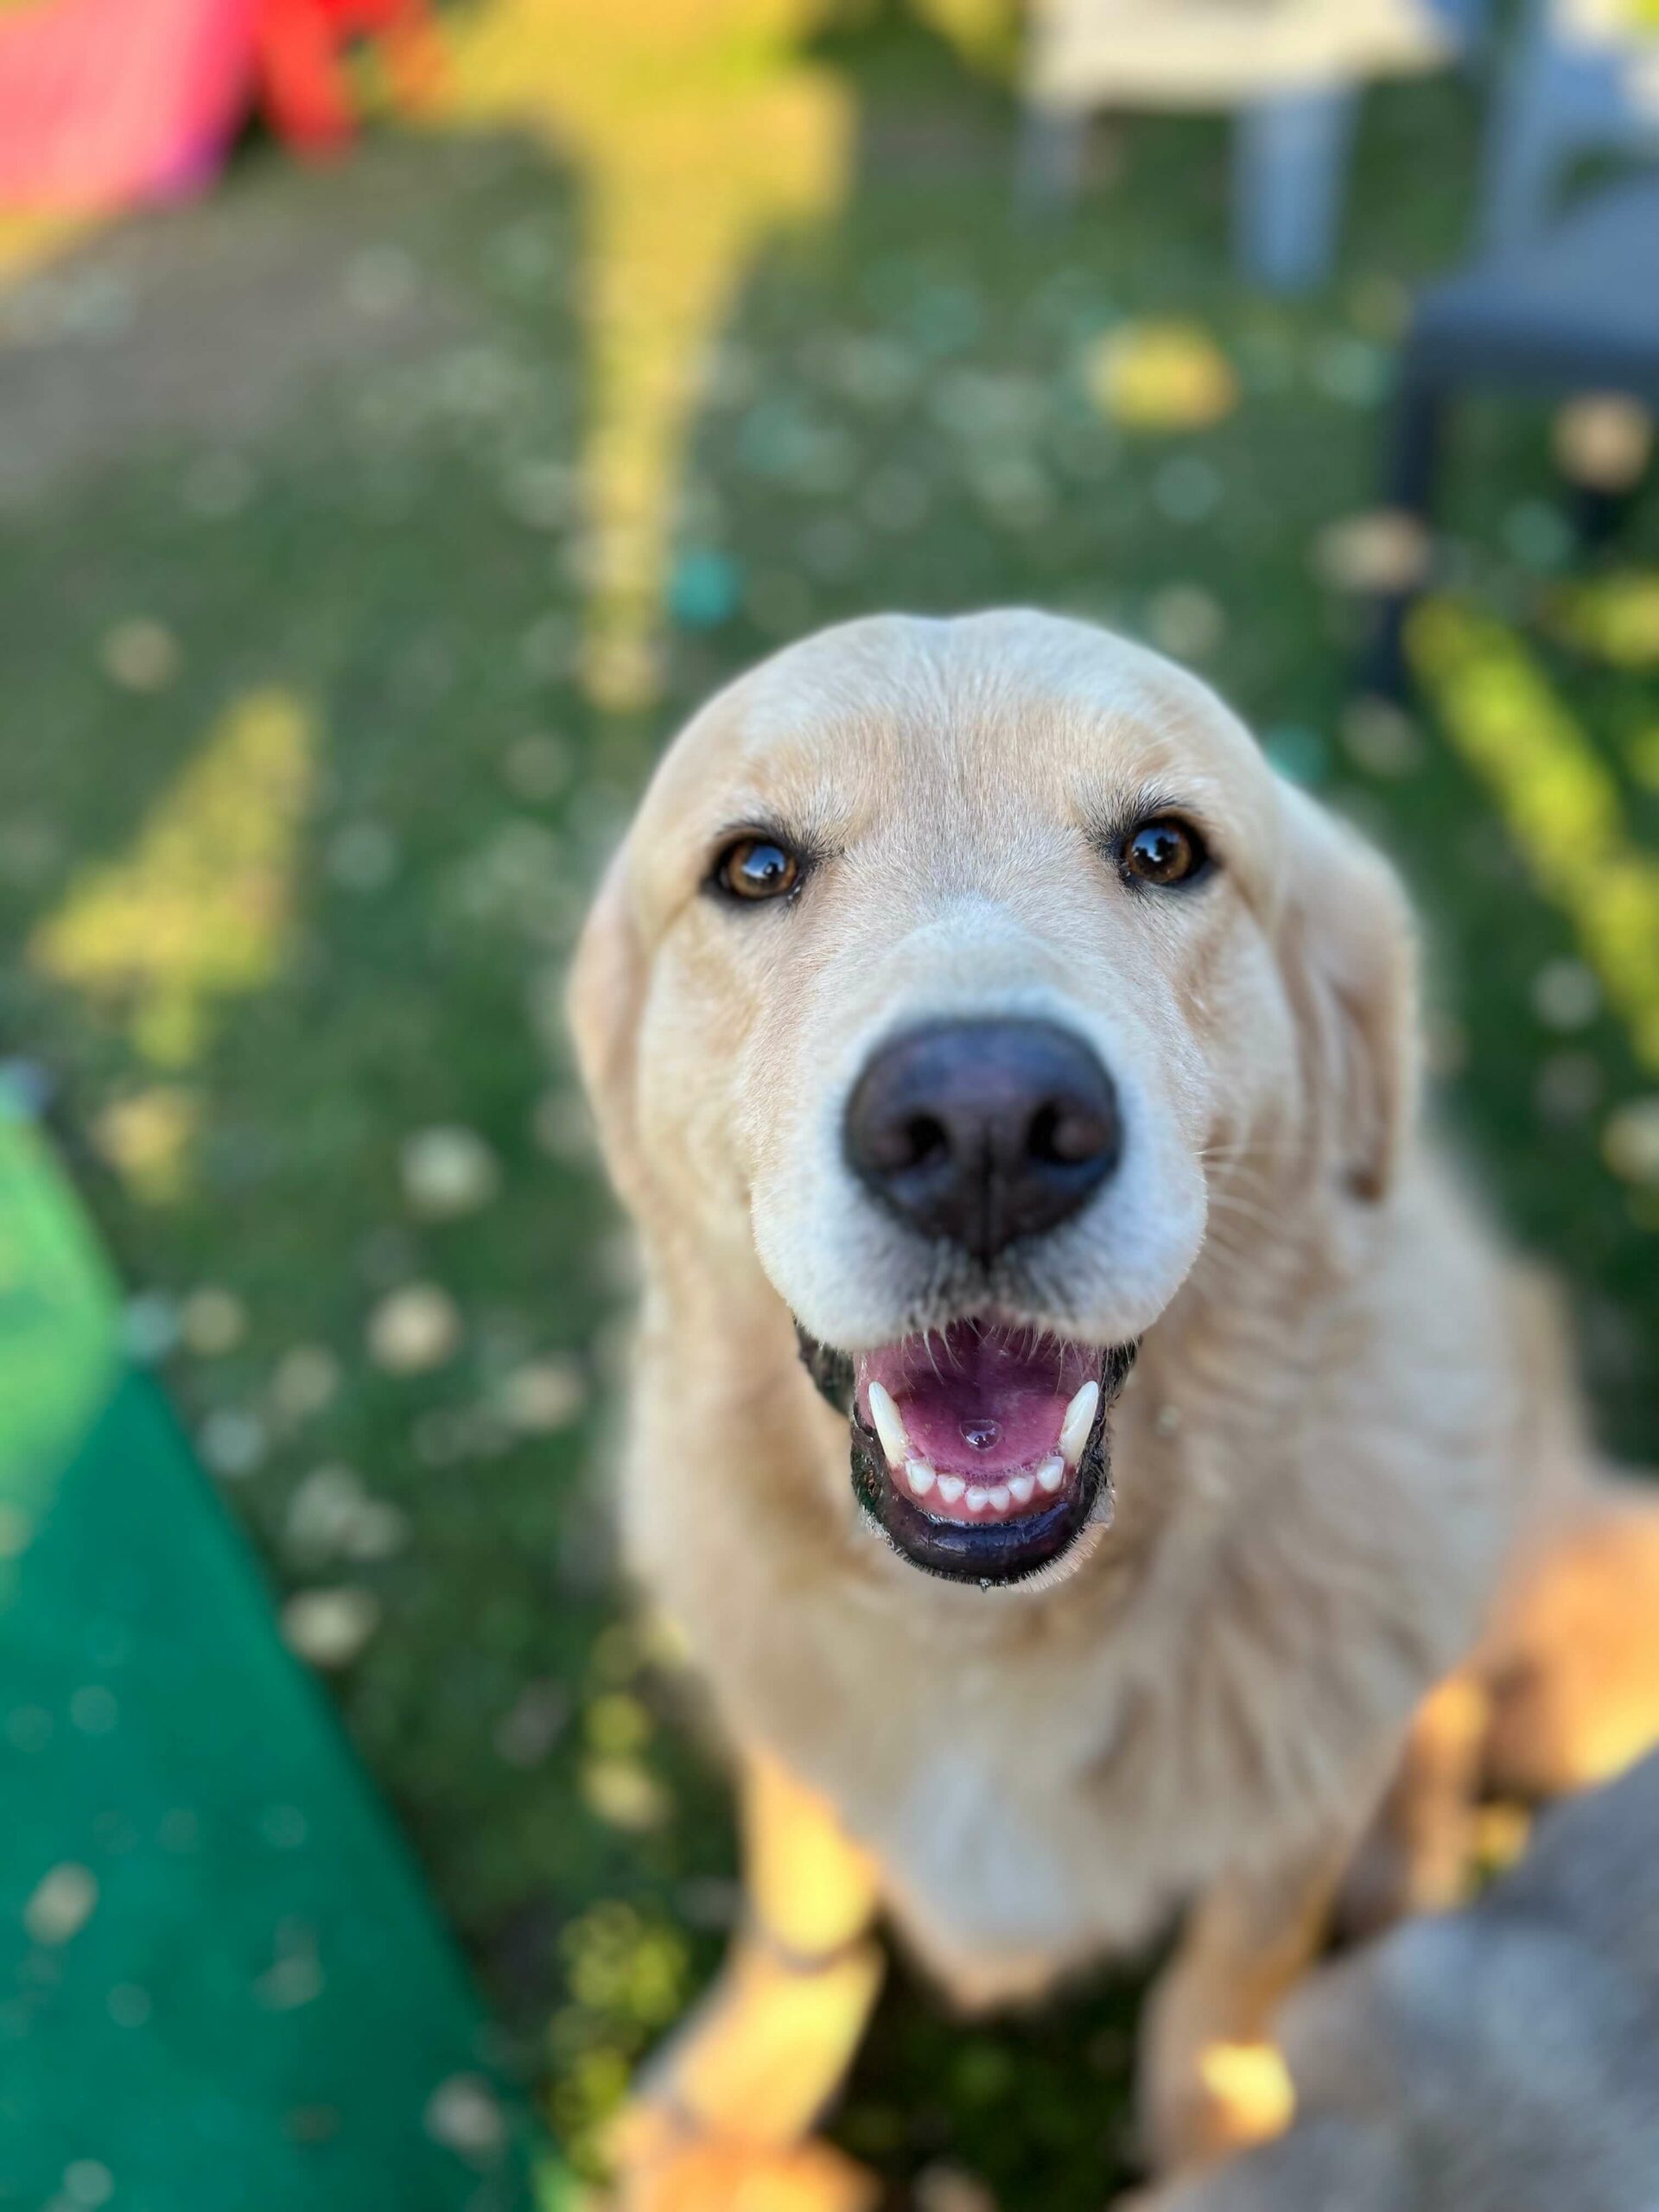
[1275,785,1419,1205]
[568,842,650,1211]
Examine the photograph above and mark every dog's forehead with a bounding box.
[634,612,1277,888]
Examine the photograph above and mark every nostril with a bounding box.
[868,1112,950,1173]
[905,1114,951,1168]
[1030,1099,1116,1168]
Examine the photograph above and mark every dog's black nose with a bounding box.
[844,1020,1120,1261]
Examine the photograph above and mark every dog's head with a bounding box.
[571,612,1416,1590]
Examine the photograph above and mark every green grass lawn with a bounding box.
[3,20,1656,2206]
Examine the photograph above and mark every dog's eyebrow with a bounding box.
[1081,784,1220,855]
[705,815,830,855]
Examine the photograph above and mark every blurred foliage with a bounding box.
[0,7,1656,2205]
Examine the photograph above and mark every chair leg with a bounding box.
[1364,375,1446,701]
[1389,376,1446,518]
[1233,86,1359,292]
[1481,28,1579,252]
[1573,479,1644,554]
[1016,102,1088,215]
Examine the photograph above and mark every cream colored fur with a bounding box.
[569,611,1598,2192]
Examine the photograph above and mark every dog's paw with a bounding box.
[1139,2038,1294,2176]
[606,2109,880,2212]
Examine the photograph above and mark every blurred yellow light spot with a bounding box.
[0,209,97,296]
[581,1754,672,1832]
[1085,321,1238,432]
[561,1898,689,2028]
[1553,397,1653,494]
[1471,1799,1532,1879]
[435,0,852,708]
[586,1690,652,1756]
[556,2042,635,2174]
[1549,570,1659,669]
[29,688,316,1069]
[1196,2038,1296,2143]
[1411,601,1659,1072]
[643,1607,696,1672]
[91,1087,200,1205]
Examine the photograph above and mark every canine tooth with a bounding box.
[936,1474,965,1505]
[965,1485,990,1515]
[906,1459,937,1499]
[1036,1455,1065,1495]
[867,1381,910,1468]
[1008,1473,1035,1506]
[1059,1380,1100,1467]
[988,1484,1011,1514]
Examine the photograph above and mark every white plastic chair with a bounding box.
[1020,0,1489,289]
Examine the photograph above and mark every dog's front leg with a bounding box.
[1136,1832,1356,2181]
[607,1750,886,2212]
[1337,1672,1491,1938]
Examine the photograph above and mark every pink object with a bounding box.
[0,0,257,212]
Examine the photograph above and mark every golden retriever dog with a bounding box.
[569,609,1658,2209]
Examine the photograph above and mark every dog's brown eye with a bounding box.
[714,836,801,902]
[1122,817,1209,888]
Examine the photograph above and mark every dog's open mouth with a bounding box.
[799,1319,1136,1586]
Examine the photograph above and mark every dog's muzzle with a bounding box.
[799,1318,1136,1586]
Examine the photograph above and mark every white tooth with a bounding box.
[1008,1473,1035,1506]
[965,1485,989,1516]
[988,1484,1012,1514]
[1036,1455,1065,1495]
[1059,1380,1100,1467]
[906,1459,936,1498]
[936,1474,965,1505]
[867,1381,910,1469]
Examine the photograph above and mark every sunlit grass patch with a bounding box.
[1409,600,1659,1071]
[29,688,316,1071]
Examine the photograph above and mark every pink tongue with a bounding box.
[857,1322,1094,1478]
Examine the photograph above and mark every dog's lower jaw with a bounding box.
[852,1413,1117,1586]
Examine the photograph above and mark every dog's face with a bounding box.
[573,613,1414,1590]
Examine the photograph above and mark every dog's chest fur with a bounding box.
[626,1169,1554,2000]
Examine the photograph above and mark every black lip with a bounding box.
[799,1327,1136,1587]
[852,1417,1110,1584]
[796,1329,854,1414]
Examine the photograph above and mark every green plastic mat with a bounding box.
[0,1102,566,2211]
